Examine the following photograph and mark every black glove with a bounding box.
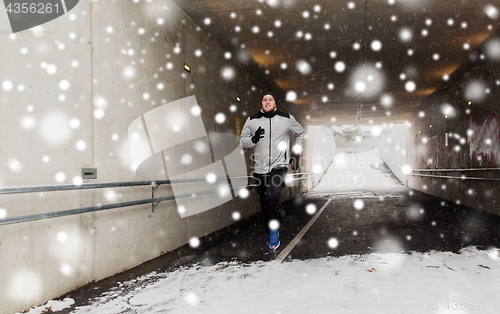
[251,126,265,143]
[289,153,300,170]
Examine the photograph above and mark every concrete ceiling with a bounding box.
[173,0,499,125]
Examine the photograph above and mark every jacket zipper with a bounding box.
[268,117,272,171]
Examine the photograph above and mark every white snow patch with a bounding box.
[312,148,403,193]
[16,298,75,314]
[65,247,499,314]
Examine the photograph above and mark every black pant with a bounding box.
[254,167,288,235]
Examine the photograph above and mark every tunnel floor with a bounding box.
[55,185,500,313]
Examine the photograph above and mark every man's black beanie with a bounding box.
[262,91,277,103]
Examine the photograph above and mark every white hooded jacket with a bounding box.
[240,109,305,174]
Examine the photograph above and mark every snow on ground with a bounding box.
[24,247,500,314]
[312,148,404,193]
[19,148,500,314]
[16,298,74,314]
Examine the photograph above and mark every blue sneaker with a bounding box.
[267,230,280,252]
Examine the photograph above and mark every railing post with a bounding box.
[152,183,161,212]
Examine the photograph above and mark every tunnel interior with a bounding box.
[1,0,500,313]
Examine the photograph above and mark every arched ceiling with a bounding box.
[173,0,499,125]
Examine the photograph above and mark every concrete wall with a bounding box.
[381,32,500,215]
[379,124,410,185]
[335,135,380,155]
[405,48,500,214]
[303,126,337,190]
[0,1,306,313]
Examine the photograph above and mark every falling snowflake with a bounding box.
[0,208,7,219]
[286,91,297,101]
[353,199,364,210]
[268,219,280,230]
[266,0,279,8]
[371,40,382,51]
[189,237,200,248]
[59,80,70,90]
[401,164,412,175]
[306,204,317,215]
[334,61,346,72]
[76,140,86,151]
[215,113,226,124]
[405,81,416,92]
[232,212,241,220]
[20,116,35,130]
[355,81,366,92]
[398,27,413,42]
[380,94,394,107]
[484,5,499,19]
[41,113,72,144]
[221,66,235,80]
[190,105,201,116]
[206,173,217,183]
[8,158,23,173]
[440,103,456,118]
[485,38,500,60]
[464,79,487,102]
[296,59,312,75]
[2,80,13,91]
[55,172,66,183]
[239,188,249,199]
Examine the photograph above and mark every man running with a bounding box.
[240,92,305,252]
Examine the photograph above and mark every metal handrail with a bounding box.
[0,172,312,226]
[378,149,500,181]
[0,173,310,196]
[0,177,249,195]
[0,184,256,226]
[410,173,500,181]
[412,168,500,172]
